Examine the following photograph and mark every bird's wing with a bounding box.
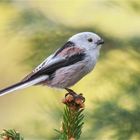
[22,41,85,82]
[21,54,54,82]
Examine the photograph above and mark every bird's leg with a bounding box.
[65,88,74,93]
[65,88,85,102]
[65,88,76,97]
[63,88,85,110]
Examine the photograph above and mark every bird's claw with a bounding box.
[63,88,85,110]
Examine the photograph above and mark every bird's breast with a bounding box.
[44,58,95,88]
[43,49,99,88]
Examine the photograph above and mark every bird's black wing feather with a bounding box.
[26,53,86,81]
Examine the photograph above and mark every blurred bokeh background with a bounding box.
[0,0,140,139]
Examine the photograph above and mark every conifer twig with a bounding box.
[56,90,85,140]
[0,129,24,140]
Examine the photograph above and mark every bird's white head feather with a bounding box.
[68,32,104,50]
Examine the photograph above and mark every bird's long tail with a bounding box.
[0,76,48,96]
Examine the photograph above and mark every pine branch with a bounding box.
[56,90,85,140]
[0,91,85,140]
[0,129,24,140]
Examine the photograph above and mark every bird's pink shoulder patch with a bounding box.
[57,47,85,57]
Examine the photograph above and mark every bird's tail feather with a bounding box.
[0,76,48,96]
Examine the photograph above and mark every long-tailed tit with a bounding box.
[0,32,104,96]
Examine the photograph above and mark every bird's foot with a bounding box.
[63,88,85,110]
[65,88,76,96]
[65,88,85,101]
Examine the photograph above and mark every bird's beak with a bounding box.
[96,39,104,45]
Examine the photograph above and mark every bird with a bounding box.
[0,32,104,96]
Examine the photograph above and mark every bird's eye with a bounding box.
[88,38,93,42]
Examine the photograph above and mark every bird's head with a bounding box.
[68,32,104,50]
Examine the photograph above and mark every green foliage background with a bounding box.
[0,0,140,140]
